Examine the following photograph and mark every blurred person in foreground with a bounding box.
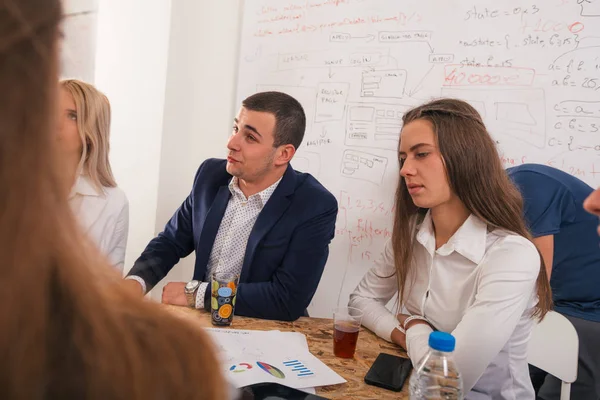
[0,0,226,398]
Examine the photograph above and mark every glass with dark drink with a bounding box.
[333,307,363,358]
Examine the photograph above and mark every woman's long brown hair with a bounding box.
[0,1,226,398]
[392,98,552,320]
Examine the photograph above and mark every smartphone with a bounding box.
[364,353,412,392]
[239,382,328,400]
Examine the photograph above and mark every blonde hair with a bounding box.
[61,79,117,190]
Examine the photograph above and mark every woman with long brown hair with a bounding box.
[349,98,552,399]
[0,0,227,398]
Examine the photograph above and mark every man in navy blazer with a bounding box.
[125,91,337,321]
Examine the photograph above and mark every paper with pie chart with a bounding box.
[206,328,346,389]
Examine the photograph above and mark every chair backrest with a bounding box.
[527,311,579,383]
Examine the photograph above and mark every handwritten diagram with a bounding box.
[238,0,600,317]
[442,88,547,148]
[316,82,350,122]
[345,102,408,149]
[341,150,388,185]
[578,0,600,17]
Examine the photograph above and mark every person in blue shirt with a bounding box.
[508,164,600,400]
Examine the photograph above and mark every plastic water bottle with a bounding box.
[409,331,463,399]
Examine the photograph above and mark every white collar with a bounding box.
[70,175,103,199]
[416,210,488,264]
[228,177,282,207]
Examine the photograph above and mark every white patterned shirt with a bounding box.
[125,177,281,296]
[194,177,281,308]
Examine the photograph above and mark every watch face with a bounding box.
[185,280,199,292]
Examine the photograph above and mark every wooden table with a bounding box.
[167,306,409,399]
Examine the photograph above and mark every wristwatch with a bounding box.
[184,280,200,308]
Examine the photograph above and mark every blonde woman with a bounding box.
[58,79,129,272]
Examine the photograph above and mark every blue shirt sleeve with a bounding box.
[510,170,577,238]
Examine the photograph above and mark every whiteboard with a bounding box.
[235,0,600,318]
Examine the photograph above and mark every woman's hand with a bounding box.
[398,313,433,330]
[397,313,410,326]
[393,313,434,350]
[391,314,410,349]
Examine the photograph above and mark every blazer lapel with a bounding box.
[193,185,231,280]
[240,165,296,282]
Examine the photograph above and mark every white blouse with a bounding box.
[349,212,540,399]
[69,175,129,273]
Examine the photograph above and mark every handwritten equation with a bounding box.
[238,0,600,315]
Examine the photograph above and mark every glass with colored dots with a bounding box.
[210,272,240,326]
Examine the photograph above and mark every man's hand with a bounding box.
[123,279,144,296]
[162,282,188,306]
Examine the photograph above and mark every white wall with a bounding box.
[60,0,98,82]
[94,0,244,298]
[94,0,173,275]
[149,0,244,300]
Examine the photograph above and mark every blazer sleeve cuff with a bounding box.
[125,275,147,294]
[203,282,212,311]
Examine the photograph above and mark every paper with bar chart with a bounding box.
[206,328,346,389]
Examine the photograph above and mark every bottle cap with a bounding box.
[429,331,456,352]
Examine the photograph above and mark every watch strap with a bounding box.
[185,284,199,307]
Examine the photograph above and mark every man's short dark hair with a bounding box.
[242,91,306,150]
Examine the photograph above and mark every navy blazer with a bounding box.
[127,158,338,321]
